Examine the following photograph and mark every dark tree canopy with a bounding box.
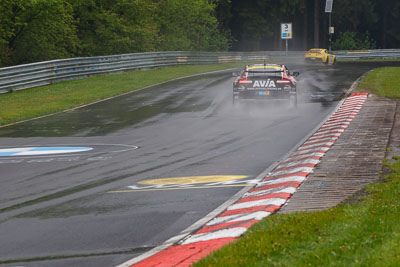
[0,0,399,67]
[222,0,399,51]
[0,0,229,66]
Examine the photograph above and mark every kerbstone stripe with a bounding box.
[270,166,314,177]
[227,198,288,211]
[290,146,330,156]
[207,211,272,226]
[277,159,321,169]
[257,175,308,187]
[286,152,326,161]
[299,141,335,150]
[307,133,341,142]
[244,187,297,198]
[182,227,248,245]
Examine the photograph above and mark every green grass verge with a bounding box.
[196,159,400,266]
[0,63,245,126]
[194,67,400,266]
[357,67,400,98]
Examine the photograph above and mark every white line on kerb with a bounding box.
[206,211,273,226]
[257,176,307,187]
[227,198,288,211]
[277,158,320,169]
[182,227,248,245]
[243,187,297,198]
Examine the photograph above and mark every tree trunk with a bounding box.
[314,0,319,47]
[303,1,308,50]
[382,9,388,48]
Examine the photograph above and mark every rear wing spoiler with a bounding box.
[246,70,283,74]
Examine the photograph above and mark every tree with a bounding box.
[330,0,377,49]
[374,0,400,48]
[68,0,159,56]
[228,0,305,51]
[0,0,78,66]
[332,31,376,50]
[156,0,230,51]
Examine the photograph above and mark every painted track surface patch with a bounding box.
[0,144,138,160]
[0,147,93,156]
[121,93,368,267]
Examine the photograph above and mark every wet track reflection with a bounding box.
[0,61,398,266]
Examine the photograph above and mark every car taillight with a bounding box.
[277,78,291,84]
[239,78,252,84]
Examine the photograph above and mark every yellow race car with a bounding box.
[304,48,336,64]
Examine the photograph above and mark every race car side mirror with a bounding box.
[293,72,300,77]
[232,72,241,77]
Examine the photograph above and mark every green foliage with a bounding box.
[228,0,305,50]
[0,0,230,66]
[333,0,378,33]
[156,0,230,51]
[333,31,376,50]
[69,0,160,56]
[0,0,78,65]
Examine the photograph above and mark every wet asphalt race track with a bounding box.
[0,61,397,267]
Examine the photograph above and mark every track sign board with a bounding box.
[281,23,292,39]
[325,0,333,12]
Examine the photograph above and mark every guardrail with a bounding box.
[334,49,400,60]
[0,49,399,94]
[0,51,273,94]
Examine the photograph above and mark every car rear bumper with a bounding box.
[233,90,292,100]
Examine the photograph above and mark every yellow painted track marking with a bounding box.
[138,175,248,185]
[107,184,254,193]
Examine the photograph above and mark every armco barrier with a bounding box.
[334,49,400,60]
[0,49,399,94]
[0,51,274,94]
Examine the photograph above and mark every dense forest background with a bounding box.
[0,0,399,67]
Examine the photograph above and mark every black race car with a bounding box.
[233,64,299,104]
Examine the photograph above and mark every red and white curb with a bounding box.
[121,93,368,267]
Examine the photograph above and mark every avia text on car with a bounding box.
[233,64,299,104]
